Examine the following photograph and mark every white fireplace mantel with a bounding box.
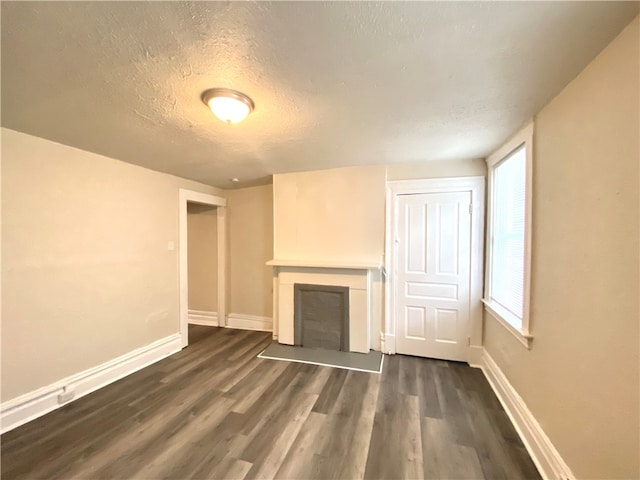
[269,259,382,353]
[267,258,382,270]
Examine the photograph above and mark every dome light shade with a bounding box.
[202,88,254,124]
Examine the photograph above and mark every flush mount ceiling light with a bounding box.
[202,88,255,124]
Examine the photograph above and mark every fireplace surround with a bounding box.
[267,259,381,353]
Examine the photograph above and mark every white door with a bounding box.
[395,191,471,361]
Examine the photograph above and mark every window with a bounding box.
[484,123,533,347]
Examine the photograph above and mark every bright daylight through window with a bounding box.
[490,146,526,325]
[484,123,533,346]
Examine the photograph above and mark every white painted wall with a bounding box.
[483,16,639,479]
[1,128,223,402]
[273,165,386,264]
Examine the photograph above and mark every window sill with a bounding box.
[482,299,533,349]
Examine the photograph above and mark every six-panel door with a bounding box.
[395,191,472,361]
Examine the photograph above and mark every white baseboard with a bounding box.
[226,313,272,332]
[188,309,219,327]
[481,351,574,480]
[0,333,182,434]
[467,345,484,368]
[381,333,396,354]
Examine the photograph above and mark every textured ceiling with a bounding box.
[2,2,638,188]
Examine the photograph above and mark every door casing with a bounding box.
[384,177,485,364]
[178,189,227,348]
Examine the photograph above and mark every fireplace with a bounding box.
[267,261,382,353]
[294,284,349,351]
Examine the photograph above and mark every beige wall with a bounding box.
[273,165,386,263]
[1,128,223,402]
[187,203,218,312]
[483,17,639,479]
[226,184,273,318]
[386,158,486,180]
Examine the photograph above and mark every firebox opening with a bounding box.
[293,283,349,352]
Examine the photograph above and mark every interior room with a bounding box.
[1,2,638,479]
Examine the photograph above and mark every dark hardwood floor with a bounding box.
[1,326,541,479]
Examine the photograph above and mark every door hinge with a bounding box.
[469,203,473,214]
[467,337,471,346]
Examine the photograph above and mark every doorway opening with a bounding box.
[186,202,219,339]
[178,189,226,348]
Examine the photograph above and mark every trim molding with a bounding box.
[480,351,574,480]
[0,334,181,434]
[467,345,484,368]
[381,333,396,354]
[483,301,533,349]
[188,309,219,327]
[227,313,273,332]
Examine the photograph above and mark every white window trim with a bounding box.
[484,122,534,349]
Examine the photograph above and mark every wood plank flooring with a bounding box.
[1,326,541,479]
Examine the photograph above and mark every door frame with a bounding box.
[384,177,485,363]
[178,189,227,348]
